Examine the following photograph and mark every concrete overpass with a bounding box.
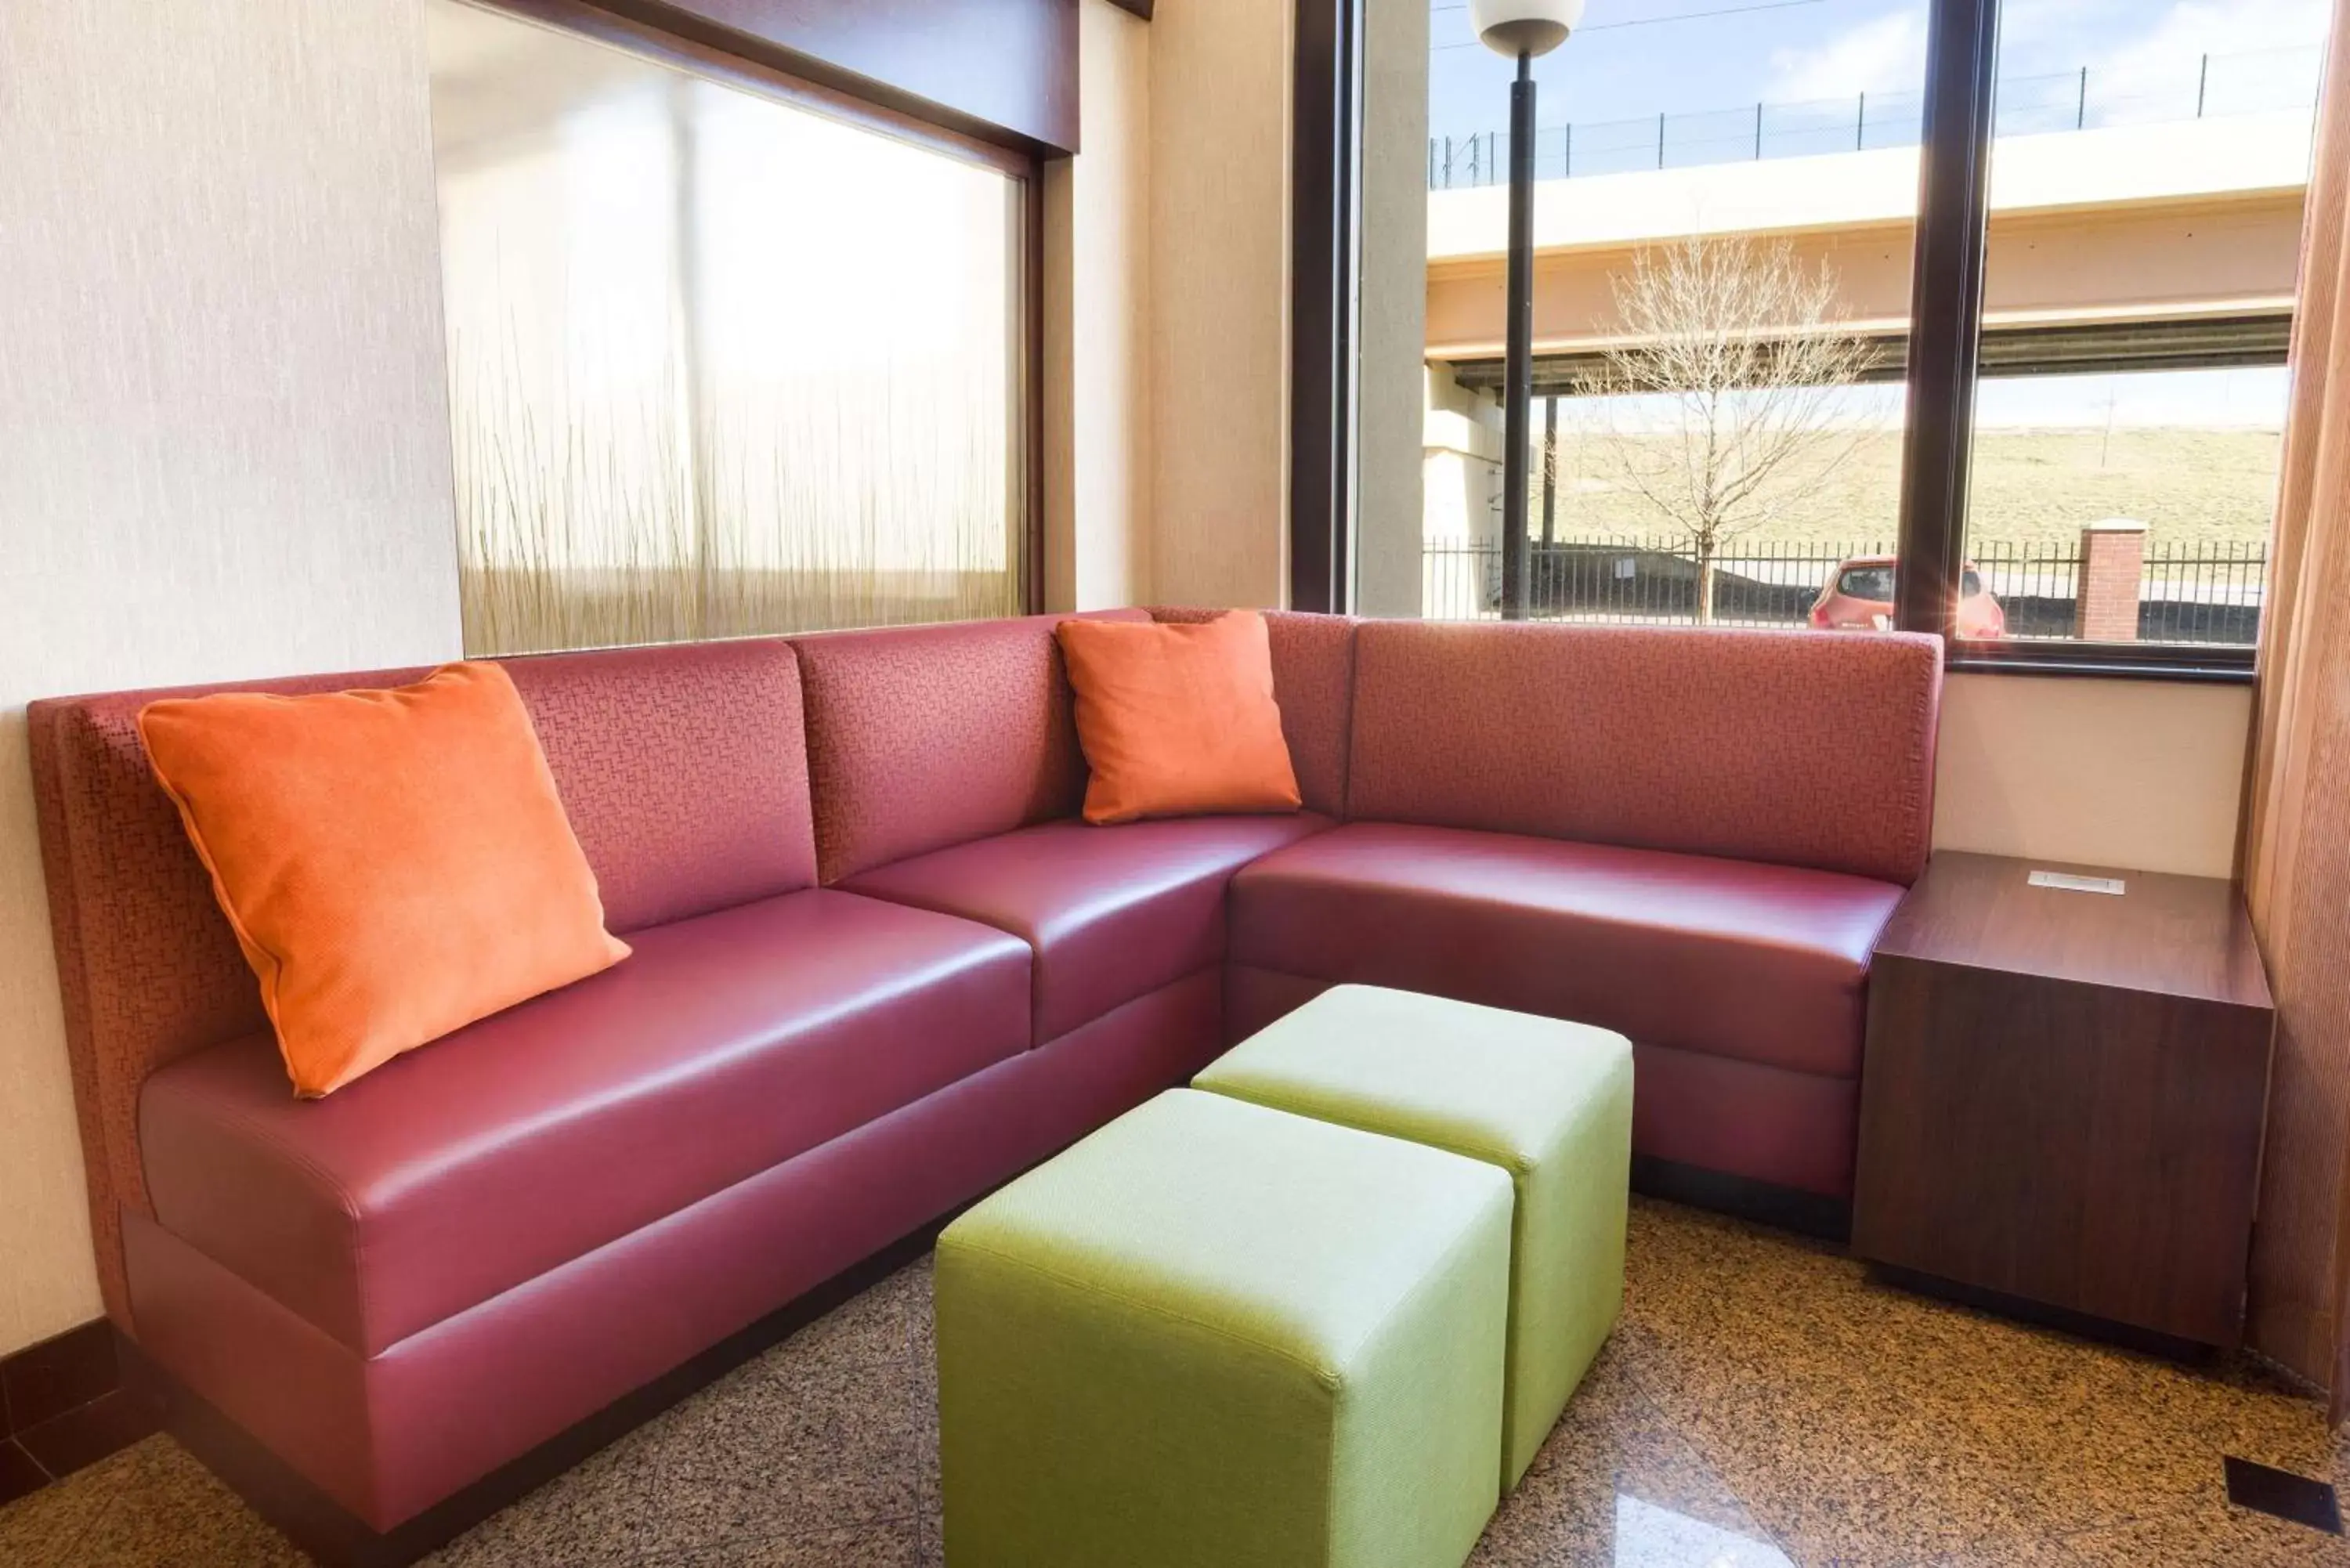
[1408,110,2311,609]
[1424,110,2312,392]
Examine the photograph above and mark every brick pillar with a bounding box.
[2074,518,2148,641]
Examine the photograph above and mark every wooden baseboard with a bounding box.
[0,1317,159,1507]
[1632,1154,1855,1243]
[2,1319,120,1439]
[1867,1263,2218,1362]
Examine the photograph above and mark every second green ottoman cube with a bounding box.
[935,1087,1513,1568]
[1197,984,1634,1489]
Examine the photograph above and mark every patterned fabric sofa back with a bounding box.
[1344,619,1943,885]
[1145,608,1358,819]
[789,611,1152,883]
[27,638,815,1324]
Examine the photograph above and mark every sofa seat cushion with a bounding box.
[139,890,1032,1357]
[1229,822,1904,1078]
[843,813,1333,1043]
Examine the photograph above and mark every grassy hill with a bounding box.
[1541,427,2284,551]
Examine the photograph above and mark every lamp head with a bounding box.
[1469,0,1585,58]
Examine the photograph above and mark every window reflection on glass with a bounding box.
[1411,0,1930,630]
[425,0,1026,656]
[1956,2,2324,649]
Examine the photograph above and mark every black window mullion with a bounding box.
[1895,0,2001,640]
[1290,0,1363,615]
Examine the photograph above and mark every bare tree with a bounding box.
[1579,234,1875,623]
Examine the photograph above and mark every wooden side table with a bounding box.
[1852,850,2276,1349]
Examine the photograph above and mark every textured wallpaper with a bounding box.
[0,0,464,1353]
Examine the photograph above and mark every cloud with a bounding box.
[1762,0,2328,107]
[2085,0,2330,114]
[1765,8,1932,101]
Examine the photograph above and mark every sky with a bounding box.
[1421,0,2328,431]
[1424,0,2331,141]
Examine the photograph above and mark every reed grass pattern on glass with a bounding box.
[429,0,1024,659]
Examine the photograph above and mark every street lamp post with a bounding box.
[1470,0,1583,620]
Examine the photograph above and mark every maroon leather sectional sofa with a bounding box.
[28,608,1940,1558]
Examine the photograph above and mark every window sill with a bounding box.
[1942,640,2256,685]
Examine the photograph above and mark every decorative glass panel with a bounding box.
[425,0,1028,655]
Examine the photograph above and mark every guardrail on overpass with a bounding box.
[1430,44,2322,189]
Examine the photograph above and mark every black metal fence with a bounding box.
[1428,45,2320,189]
[1421,537,2267,647]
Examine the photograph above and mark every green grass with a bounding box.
[1543,427,2285,551]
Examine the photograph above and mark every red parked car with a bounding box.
[1809,553,2005,639]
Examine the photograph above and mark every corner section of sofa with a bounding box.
[1226,618,1941,1206]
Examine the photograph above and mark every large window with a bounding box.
[1324,0,2332,677]
[1403,0,1932,631]
[1950,10,2322,664]
[425,0,1033,656]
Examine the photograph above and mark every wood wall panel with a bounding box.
[2244,0,2350,1395]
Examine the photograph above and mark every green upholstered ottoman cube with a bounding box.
[935,1087,1513,1568]
[1196,985,1634,1490]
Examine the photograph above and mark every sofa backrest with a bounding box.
[27,637,815,1321]
[1347,620,1941,885]
[1148,609,1358,819]
[791,610,1149,883]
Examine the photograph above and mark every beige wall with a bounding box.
[0,0,464,1355]
[1932,674,2253,878]
[1147,0,1292,608]
[1044,0,1154,612]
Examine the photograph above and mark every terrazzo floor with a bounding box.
[4,1197,2346,1567]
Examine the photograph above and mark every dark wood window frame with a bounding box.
[454,0,1048,616]
[1291,0,1365,616]
[1296,0,2266,682]
[1897,0,2258,684]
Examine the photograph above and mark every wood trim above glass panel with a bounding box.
[590,0,1078,155]
[488,0,1039,175]
[430,0,1041,646]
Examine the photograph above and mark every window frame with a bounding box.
[1291,0,1367,616]
[1894,0,2259,684]
[450,0,1047,618]
[1298,0,2277,681]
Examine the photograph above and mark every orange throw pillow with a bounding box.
[1055,611,1303,826]
[139,662,629,1097]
